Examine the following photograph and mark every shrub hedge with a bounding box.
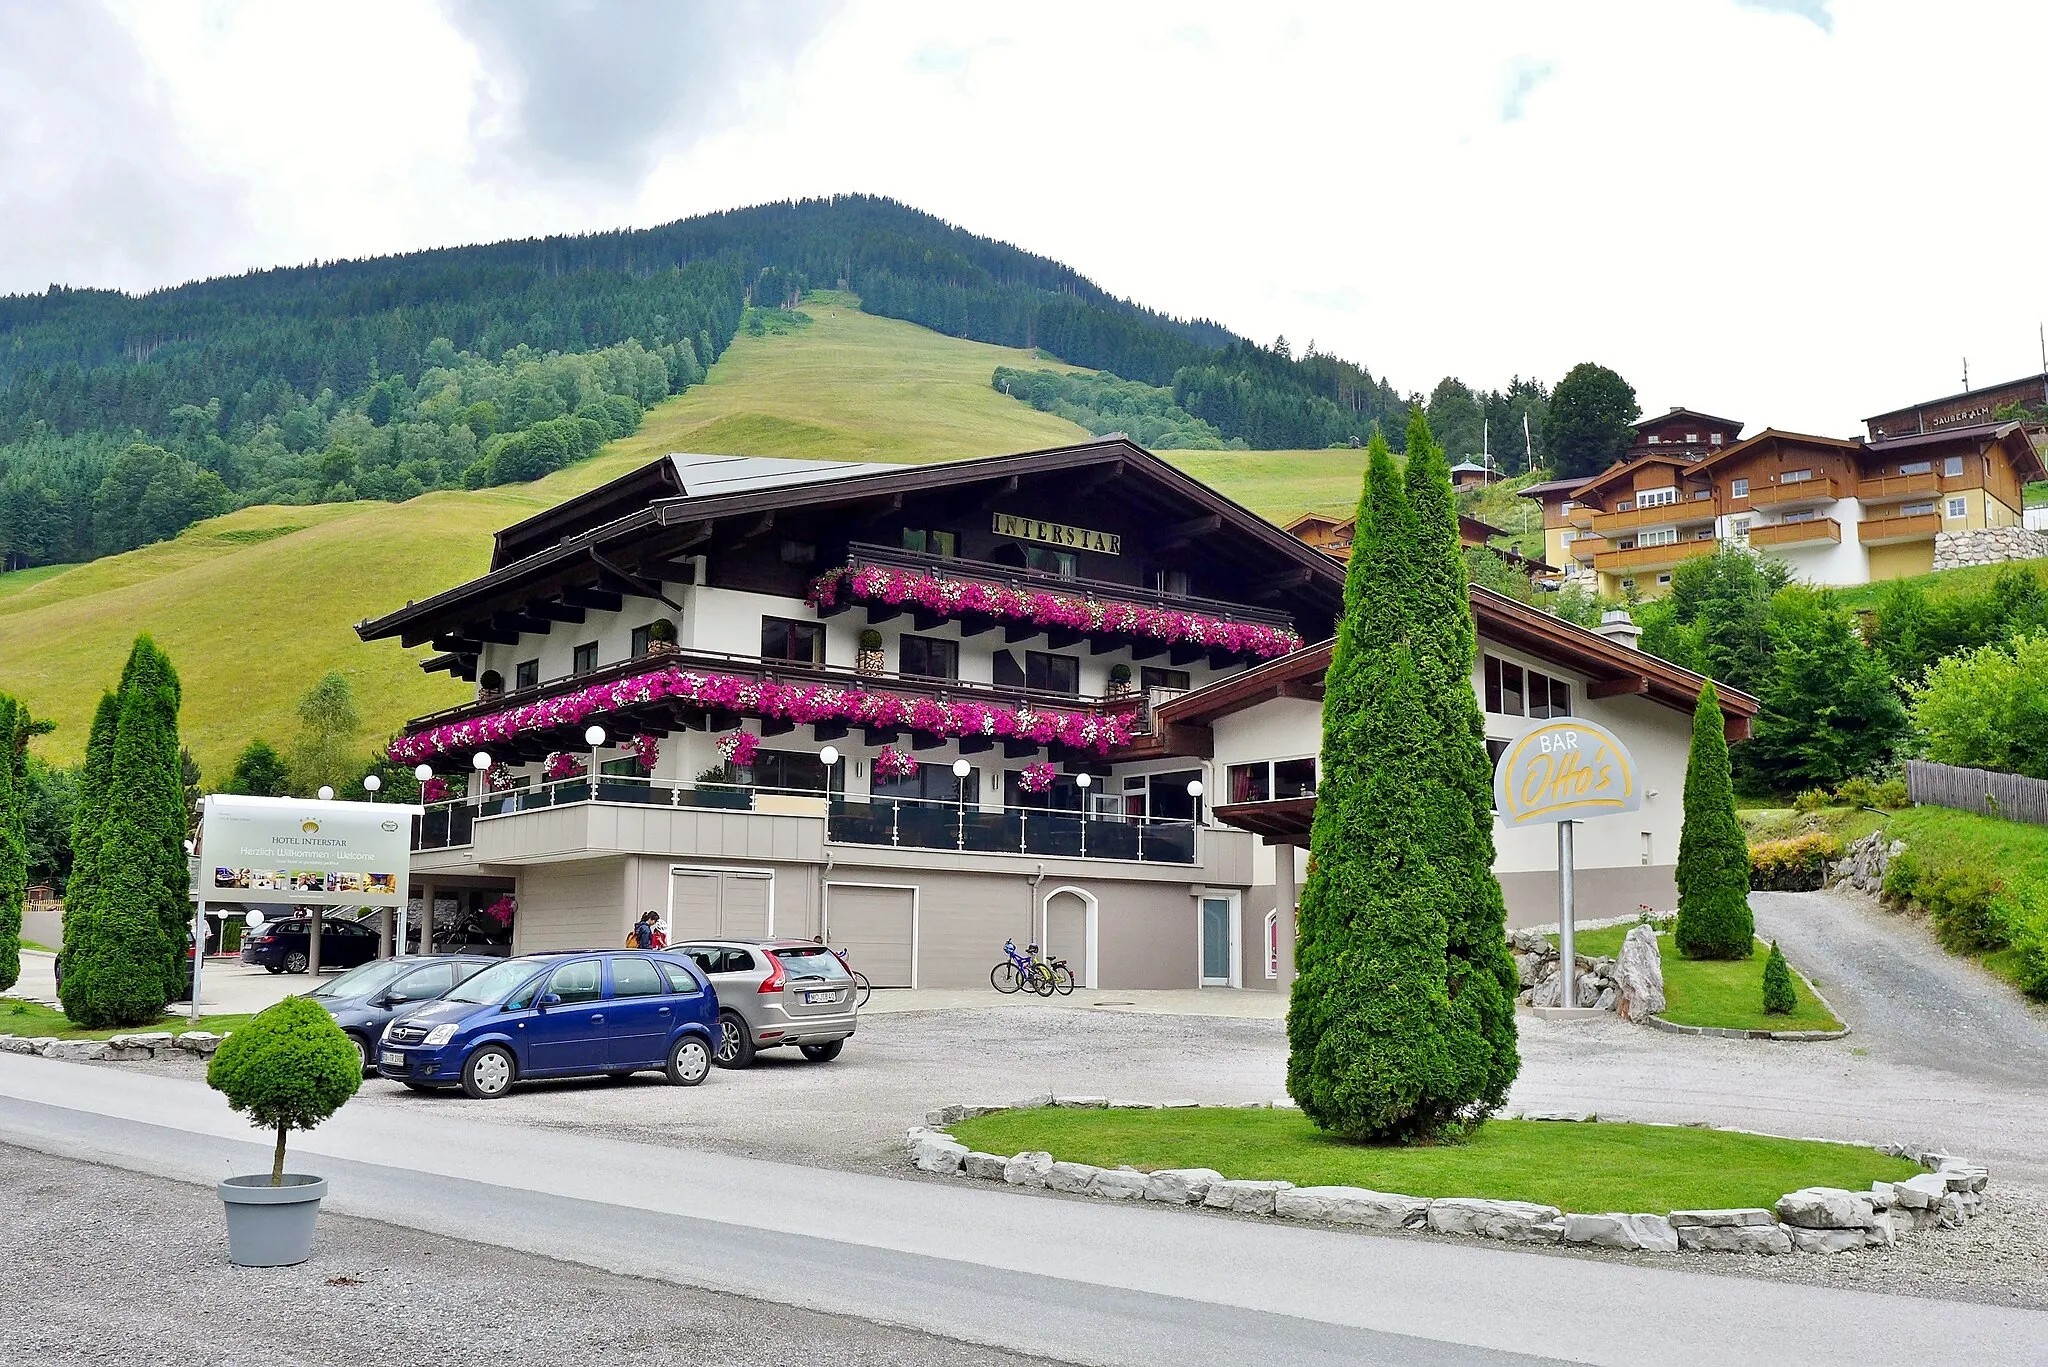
[1749,832,1843,892]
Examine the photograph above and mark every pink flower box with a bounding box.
[387,665,1143,765]
[809,566,1301,659]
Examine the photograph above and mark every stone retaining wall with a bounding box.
[1932,526,2048,572]
[0,1030,225,1061]
[910,1098,1990,1258]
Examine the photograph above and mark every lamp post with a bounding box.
[952,757,972,846]
[317,786,334,801]
[362,774,381,798]
[585,725,606,799]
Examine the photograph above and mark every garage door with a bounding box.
[1043,891,1090,986]
[826,884,916,989]
[669,868,774,941]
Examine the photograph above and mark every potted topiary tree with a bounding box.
[1106,663,1134,700]
[206,995,362,1266]
[477,669,504,702]
[856,628,885,676]
[645,618,679,657]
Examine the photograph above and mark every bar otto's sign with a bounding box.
[991,512,1121,555]
[199,794,419,906]
[1492,719,1640,828]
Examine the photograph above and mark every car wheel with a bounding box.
[799,1040,844,1063]
[283,951,310,974]
[712,1012,755,1069]
[666,1035,710,1086]
[460,1045,515,1100]
[352,1034,373,1074]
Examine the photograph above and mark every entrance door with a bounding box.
[1044,891,1091,988]
[1199,895,1237,987]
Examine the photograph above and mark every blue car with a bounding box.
[375,950,718,1099]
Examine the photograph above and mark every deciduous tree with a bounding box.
[1542,363,1639,480]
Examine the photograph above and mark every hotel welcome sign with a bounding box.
[1492,718,1640,829]
[991,512,1121,555]
[199,793,420,906]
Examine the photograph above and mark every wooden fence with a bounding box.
[1906,759,2048,826]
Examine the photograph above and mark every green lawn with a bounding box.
[1556,926,1842,1032]
[1738,803,1887,846]
[946,1109,1917,1214]
[1833,557,2048,612]
[0,997,262,1041]
[1878,804,2048,995]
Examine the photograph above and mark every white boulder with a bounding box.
[1276,1186,1430,1230]
[40,1040,108,1062]
[1890,1173,1949,1210]
[0,1036,42,1055]
[1202,1179,1294,1216]
[1675,1223,1792,1254]
[1775,1187,1878,1230]
[961,1152,1009,1181]
[1002,1151,1055,1187]
[1789,1227,1865,1254]
[1142,1168,1223,1205]
[1562,1213,1679,1252]
[1613,925,1666,1022]
[1046,1161,1101,1194]
[1088,1169,1150,1201]
[1426,1198,1565,1244]
[911,1133,969,1174]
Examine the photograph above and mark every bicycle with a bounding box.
[992,939,1058,996]
[827,946,873,1008]
[1046,956,1076,996]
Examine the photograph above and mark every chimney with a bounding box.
[1593,608,1642,651]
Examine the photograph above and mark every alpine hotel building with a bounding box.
[360,442,1749,992]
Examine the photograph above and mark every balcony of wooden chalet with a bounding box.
[1747,518,1841,550]
[1856,471,1943,505]
[1593,539,1718,575]
[1743,477,1841,511]
[1858,512,1942,545]
[401,645,1142,773]
[815,540,1299,668]
[1588,500,1717,538]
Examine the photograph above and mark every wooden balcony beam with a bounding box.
[1587,674,1650,700]
[562,585,624,613]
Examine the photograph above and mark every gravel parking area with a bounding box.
[1,1142,1045,1367]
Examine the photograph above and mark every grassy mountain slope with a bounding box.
[0,295,1375,778]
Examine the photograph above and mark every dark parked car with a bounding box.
[240,916,381,974]
[308,955,495,1071]
[376,950,718,1099]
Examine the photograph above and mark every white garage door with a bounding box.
[668,871,720,942]
[721,872,773,939]
[669,868,774,941]
[826,884,916,989]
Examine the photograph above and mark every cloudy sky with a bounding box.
[2,0,2038,433]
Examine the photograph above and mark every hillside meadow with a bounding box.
[0,296,1378,777]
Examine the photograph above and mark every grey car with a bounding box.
[678,939,858,1067]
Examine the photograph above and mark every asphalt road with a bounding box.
[3,1056,2043,1367]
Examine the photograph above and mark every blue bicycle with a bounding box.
[991,939,1058,996]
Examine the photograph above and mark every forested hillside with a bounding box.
[0,196,1430,572]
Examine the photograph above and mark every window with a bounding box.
[901,528,958,558]
[1148,771,1201,821]
[629,624,653,657]
[609,957,664,998]
[874,763,977,804]
[1730,477,1750,498]
[1944,455,1965,477]
[1657,573,1674,585]
[515,660,539,690]
[1616,500,1635,512]
[1025,545,1078,578]
[1641,832,1653,866]
[1692,488,1713,501]
[1026,651,1079,695]
[762,617,824,664]
[1639,488,1677,508]
[1638,528,1678,547]
[1947,497,1968,519]
[1621,577,1637,591]
[571,642,598,675]
[546,960,603,1004]
[1227,763,1269,804]
[1154,568,1191,597]
[1529,671,1571,720]
[1685,432,1698,444]
[656,960,703,995]
[1693,528,1715,540]
[1781,468,1812,484]
[1782,509,1817,524]
[1730,518,1751,538]
[1140,666,1191,692]
[1902,501,1937,518]
[1710,433,1724,446]
[1484,656,1524,716]
[899,634,959,680]
[1645,434,1658,445]
[1899,461,1932,476]
[753,748,836,794]
[1273,757,1317,799]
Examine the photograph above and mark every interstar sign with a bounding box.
[1492,718,1641,828]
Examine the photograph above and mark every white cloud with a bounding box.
[4,0,2045,436]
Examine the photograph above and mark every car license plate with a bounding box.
[380,1051,404,1069]
[805,990,839,1004]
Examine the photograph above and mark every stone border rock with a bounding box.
[908,1098,1990,1258]
[0,1030,226,1061]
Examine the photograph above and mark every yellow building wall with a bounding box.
[1867,540,1935,581]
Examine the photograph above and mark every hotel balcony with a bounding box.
[1566,534,1613,561]
[817,541,1297,667]
[1743,478,1840,510]
[1593,539,1719,575]
[414,777,1201,866]
[1857,472,1942,504]
[1858,512,1942,545]
[398,645,1139,771]
[1747,518,1841,550]
[1588,502,1718,537]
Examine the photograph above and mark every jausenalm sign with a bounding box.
[1492,718,1640,828]
[199,794,420,907]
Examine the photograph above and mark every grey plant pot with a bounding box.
[218,1174,327,1267]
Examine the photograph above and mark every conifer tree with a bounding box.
[1288,431,1475,1140]
[1401,410,1520,1112]
[1761,940,1796,1015]
[1674,681,1755,959]
[0,694,26,993]
[58,690,119,993]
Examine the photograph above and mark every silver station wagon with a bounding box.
[677,938,859,1068]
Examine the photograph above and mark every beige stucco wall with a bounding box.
[1867,539,1936,581]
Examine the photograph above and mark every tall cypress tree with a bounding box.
[1288,433,1467,1140]
[59,689,120,990]
[1401,411,1520,1113]
[1674,681,1755,959]
[0,695,26,993]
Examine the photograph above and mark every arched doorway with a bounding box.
[1041,886,1098,989]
